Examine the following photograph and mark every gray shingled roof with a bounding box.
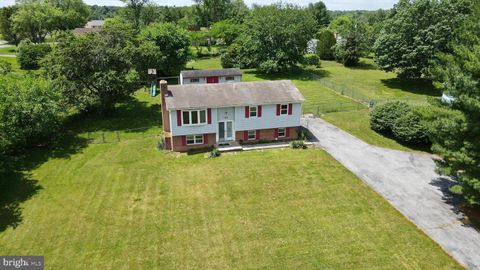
[165,80,304,110]
[180,68,242,79]
[72,27,102,35]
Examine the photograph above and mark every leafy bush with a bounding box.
[370,101,411,133]
[370,101,431,144]
[290,140,307,149]
[17,39,51,70]
[302,53,321,67]
[392,110,428,144]
[0,59,12,74]
[258,59,286,74]
[209,148,221,158]
[0,75,64,153]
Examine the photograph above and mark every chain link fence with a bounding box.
[312,78,432,116]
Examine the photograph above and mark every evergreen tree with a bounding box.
[430,1,480,205]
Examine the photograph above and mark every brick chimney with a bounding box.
[160,80,171,133]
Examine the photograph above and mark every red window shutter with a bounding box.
[177,110,182,126]
[182,136,186,146]
[258,105,262,117]
[204,134,208,145]
[286,128,291,137]
[276,104,280,116]
[245,106,250,118]
[256,130,260,140]
[207,108,212,124]
[244,131,248,141]
[274,128,279,139]
[288,104,293,115]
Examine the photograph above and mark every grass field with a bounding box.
[318,59,440,102]
[0,91,460,269]
[0,45,16,55]
[0,56,18,69]
[187,57,435,152]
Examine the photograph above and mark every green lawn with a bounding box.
[0,45,17,55]
[0,92,460,269]
[187,57,430,152]
[322,110,428,152]
[0,56,18,69]
[318,59,440,102]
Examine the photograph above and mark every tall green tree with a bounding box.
[374,0,472,79]
[210,20,243,46]
[222,4,316,73]
[228,0,249,23]
[136,22,190,78]
[49,0,90,30]
[307,1,330,27]
[330,16,367,66]
[12,1,58,43]
[12,0,89,43]
[315,28,336,60]
[0,6,19,44]
[121,0,149,29]
[194,0,232,27]
[429,2,480,205]
[43,24,140,113]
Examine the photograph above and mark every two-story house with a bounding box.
[160,80,305,152]
[179,68,242,85]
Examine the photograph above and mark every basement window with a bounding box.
[248,130,256,140]
[186,135,204,145]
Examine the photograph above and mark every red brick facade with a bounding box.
[169,127,299,152]
[235,127,298,144]
[170,133,216,152]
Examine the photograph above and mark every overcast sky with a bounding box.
[0,0,398,10]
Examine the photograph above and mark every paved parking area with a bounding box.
[302,117,480,269]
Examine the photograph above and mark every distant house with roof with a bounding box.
[160,79,304,152]
[73,20,105,35]
[180,68,242,85]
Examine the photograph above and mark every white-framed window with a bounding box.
[186,134,204,145]
[182,110,207,126]
[225,76,235,81]
[278,128,286,138]
[249,106,257,117]
[190,78,200,83]
[280,104,289,115]
[248,130,256,140]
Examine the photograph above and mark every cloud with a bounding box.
[1,0,397,11]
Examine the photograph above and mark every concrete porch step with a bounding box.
[217,141,242,152]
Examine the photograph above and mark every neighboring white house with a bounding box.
[85,20,105,28]
[180,68,242,85]
[160,80,305,152]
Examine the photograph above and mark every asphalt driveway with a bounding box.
[302,117,480,269]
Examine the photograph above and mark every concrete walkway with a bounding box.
[302,117,480,270]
